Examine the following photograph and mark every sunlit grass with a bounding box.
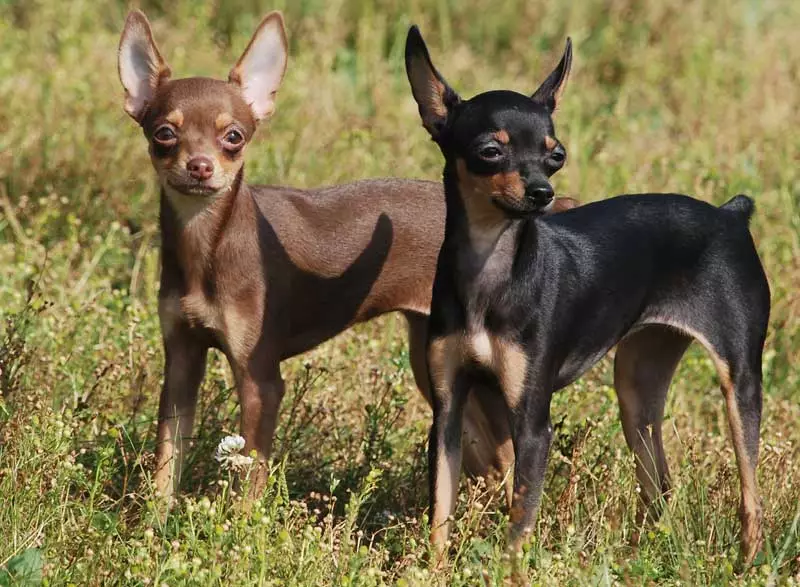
[1,0,799,584]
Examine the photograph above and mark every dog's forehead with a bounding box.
[147,78,256,131]
[456,91,552,140]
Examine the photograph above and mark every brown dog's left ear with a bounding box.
[405,25,460,139]
[531,38,572,112]
[229,11,288,121]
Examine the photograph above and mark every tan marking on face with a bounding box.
[456,158,524,252]
[492,130,510,144]
[215,112,234,131]
[456,159,525,205]
[165,109,184,127]
[544,135,557,150]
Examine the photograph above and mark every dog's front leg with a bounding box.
[507,390,553,581]
[235,359,285,497]
[426,335,470,570]
[154,325,208,501]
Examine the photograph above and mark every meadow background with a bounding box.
[1,0,799,584]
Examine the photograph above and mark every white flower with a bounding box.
[216,435,245,455]
[215,435,253,471]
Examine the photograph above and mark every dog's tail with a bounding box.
[720,194,755,223]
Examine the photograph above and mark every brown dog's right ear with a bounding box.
[405,26,460,140]
[118,10,171,122]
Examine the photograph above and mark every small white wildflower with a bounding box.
[216,435,246,456]
[215,435,254,471]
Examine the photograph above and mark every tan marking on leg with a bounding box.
[165,109,184,127]
[642,318,762,563]
[153,345,205,498]
[215,112,234,131]
[497,436,515,508]
[430,436,461,557]
[428,334,464,398]
[720,370,763,564]
[427,334,467,562]
[154,411,194,498]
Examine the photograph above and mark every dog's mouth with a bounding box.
[492,195,553,218]
[166,179,223,197]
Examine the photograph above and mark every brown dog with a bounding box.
[117,10,579,499]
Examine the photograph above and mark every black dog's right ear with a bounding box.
[531,37,572,113]
[405,26,460,139]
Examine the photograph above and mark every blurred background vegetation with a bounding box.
[1,0,798,584]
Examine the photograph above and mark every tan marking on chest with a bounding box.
[428,331,529,409]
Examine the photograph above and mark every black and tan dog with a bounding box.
[405,26,769,574]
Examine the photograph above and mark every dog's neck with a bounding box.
[441,164,529,309]
[159,170,246,294]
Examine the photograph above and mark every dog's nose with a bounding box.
[527,184,554,205]
[187,156,214,181]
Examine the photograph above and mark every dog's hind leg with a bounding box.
[614,325,691,519]
[719,357,763,565]
[632,315,765,564]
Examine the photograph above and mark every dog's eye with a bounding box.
[547,145,566,168]
[478,145,504,160]
[549,145,566,162]
[153,126,177,144]
[222,128,245,150]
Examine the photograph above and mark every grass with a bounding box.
[1,0,799,584]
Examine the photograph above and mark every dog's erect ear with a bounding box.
[405,25,461,139]
[531,38,572,113]
[229,11,288,121]
[118,10,171,122]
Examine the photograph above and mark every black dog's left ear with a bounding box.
[531,37,572,112]
[405,25,461,139]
